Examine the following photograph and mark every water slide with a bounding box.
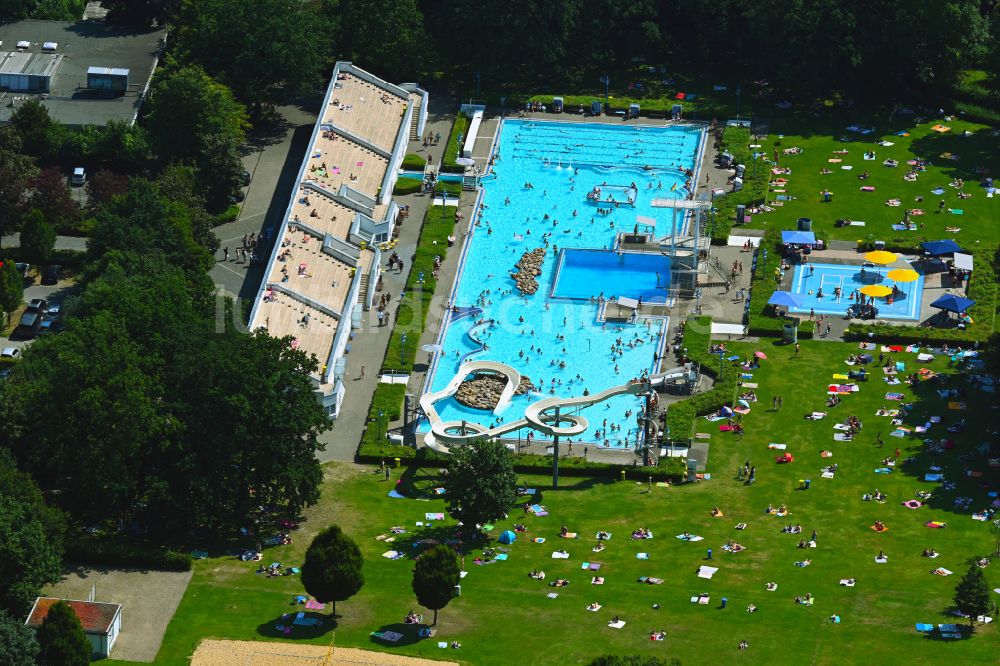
[420,360,689,453]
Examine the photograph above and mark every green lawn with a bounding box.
[737,116,1000,248]
[130,339,997,665]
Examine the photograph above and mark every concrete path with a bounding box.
[1,234,88,252]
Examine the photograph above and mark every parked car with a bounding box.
[0,347,20,359]
[14,262,30,276]
[41,265,60,285]
[38,317,65,335]
[13,312,41,339]
[71,167,86,186]
[27,298,48,313]
[241,169,252,186]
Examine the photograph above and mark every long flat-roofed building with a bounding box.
[248,62,428,418]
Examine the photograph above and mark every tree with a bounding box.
[336,0,430,79]
[953,561,992,627]
[33,0,86,21]
[176,0,323,115]
[0,450,67,556]
[146,62,248,164]
[442,440,517,535]
[0,0,37,20]
[36,601,91,666]
[28,168,80,232]
[10,99,64,161]
[301,526,364,617]
[19,209,57,266]
[411,544,461,625]
[155,165,219,253]
[0,259,24,325]
[85,170,129,210]
[0,141,39,246]
[0,609,40,665]
[0,495,62,615]
[103,0,179,26]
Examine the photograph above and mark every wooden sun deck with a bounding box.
[266,229,354,316]
[306,134,388,200]
[291,186,355,240]
[324,73,408,152]
[254,296,337,369]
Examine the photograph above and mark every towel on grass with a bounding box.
[587,604,602,612]
[840,579,855,587]
[533,537,546,543]
[691,595,710,604]
[382,550,403,560]
[551,551,570,559]
[924,473,944,482]
[547,592,558,599]
[697,566,718,579]
[607,620,626,629]
[875,556,888,563]
[495,553,508,560]
[933,568,953,576]
[425,513,445,520]
[925,521,947,528]
[915,623,934,632]
[637,552,649,560]
[768,443,788,450]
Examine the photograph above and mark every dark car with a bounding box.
[14,262,30,276]
[38,317,65,335]
[241,169,252,186]
[41,265,60,285]
[27,298,48,313]
[13,312,41,339]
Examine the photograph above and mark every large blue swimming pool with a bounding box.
[419,120,703,447]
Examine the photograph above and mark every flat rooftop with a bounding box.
[0,19,164,126]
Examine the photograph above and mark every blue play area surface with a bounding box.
[788,263,924,320]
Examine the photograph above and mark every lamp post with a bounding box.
[378,410,385,441]
[400,334,407,365]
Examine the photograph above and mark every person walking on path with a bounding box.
[360,365,366,380]
[772,396,778,411]
[777,396,783,410]
[223,247,229,261]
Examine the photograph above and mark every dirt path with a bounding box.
[192,639,459,665]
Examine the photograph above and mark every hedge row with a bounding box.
[64,536,192,571]
[846,243,999,344]
[402,153,427,170]
[393,179,422,196]
[526,94,687,115]
[356,441,686,481]
[664,316,740,438]
[440,114,472,174]
[710,127,769,242]
[382,204,457,374]
[359,383,408,449]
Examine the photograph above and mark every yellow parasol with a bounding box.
[864,250,897,265]
[886,268,919,282]
[860,285,893,297]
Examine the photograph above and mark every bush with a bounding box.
[359,383,407,449]
[393,179,423,195]
[213,204,240,225]
[709,127,769,242]
[402,153,427,170]
[440,114,472,174]
[63,536,192,571]
[356,441,686,480]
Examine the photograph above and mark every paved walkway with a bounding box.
[1,234,87,252]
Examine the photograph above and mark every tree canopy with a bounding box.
[412,543,461,625]
[18,209,56,266]
[176,0,324,113]
[953,562,993,627]
[442,439,517,535]
[0,609,40,665]
[0,495,62,615]
[0,259,24,321]
[301,525,364,617]
[36,601,91,666]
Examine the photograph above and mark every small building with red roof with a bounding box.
[25,597,122,658]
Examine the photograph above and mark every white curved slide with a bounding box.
[420,361,685,453]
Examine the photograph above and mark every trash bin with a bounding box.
[797,217,812,231]
[805,479,811,489]
[707,548,713,560]
[621,469,626,481]
[783,322,798,344]
[394,457,401,468]
[799,479,806,489]
[721,597,728,608]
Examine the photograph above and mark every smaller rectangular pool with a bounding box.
[551,249,671,302]
[789,262,924,320]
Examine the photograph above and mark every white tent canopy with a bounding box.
[953,253,973,271]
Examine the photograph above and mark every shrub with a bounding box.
[402,153,427,170]
[709,127,769,242]
[214,204,240,225]
[359,383,407,449]
[63,536,192,571]
[440,114,472,174]
[393,179,423,196]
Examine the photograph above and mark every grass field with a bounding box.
[129,339,997,665]
[737,116,1000,248]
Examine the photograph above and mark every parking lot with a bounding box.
[0,272,79,353]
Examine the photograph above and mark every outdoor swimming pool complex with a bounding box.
[789,263,925,320]
[419,120,704,447]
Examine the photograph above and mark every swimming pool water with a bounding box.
[420,120,703,447]
[788,263,924,320]
[552,250,671,301]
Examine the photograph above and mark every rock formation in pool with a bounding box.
[455,373,535,410]
[511,248,546,295]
